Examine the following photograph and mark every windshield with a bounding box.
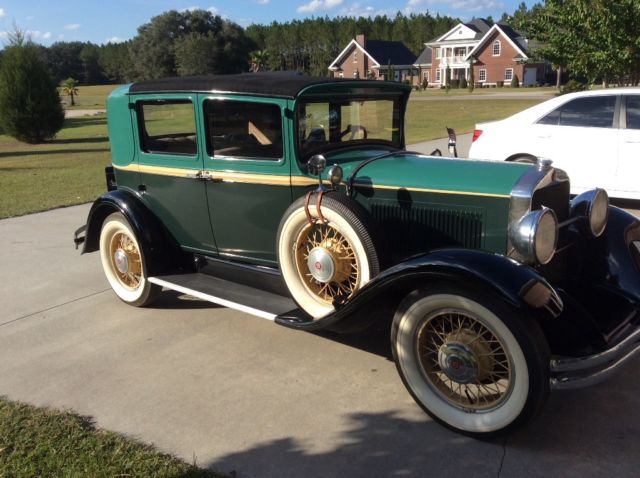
[297,96,403,160]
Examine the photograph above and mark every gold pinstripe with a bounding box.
[113,163,510,199]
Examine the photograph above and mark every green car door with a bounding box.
[132,95,218,254]
[199,95,293,266]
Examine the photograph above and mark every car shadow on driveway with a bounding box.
[203,363,639,478]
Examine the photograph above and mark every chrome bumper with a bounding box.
[550,325,640,390]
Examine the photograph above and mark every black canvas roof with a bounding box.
[365,40,416,65]
[128,72,384,98]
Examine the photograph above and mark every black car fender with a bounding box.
[80,188,184,276]
[276,248,563,332]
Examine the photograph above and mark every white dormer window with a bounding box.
[436,48,441,59]
[353,51,358,63]
[493,40,501,56]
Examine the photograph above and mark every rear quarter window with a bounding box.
[626,95,640,129]
[138,100,197,156]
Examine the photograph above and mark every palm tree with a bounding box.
[250,50,270,72]
[60,78,79,106]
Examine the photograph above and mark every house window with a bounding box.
[204,100,283,160]
[436,48,441,59]
[479,69,487,82]
[338,72,344,78]
[422,71,430,82]
[435,69,441,82]
[493,40,501,56]
[505,68,513,81]
[353,51,358,63]
[353,70,359,78]
[138,100,197,156]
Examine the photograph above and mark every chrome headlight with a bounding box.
[510,208,558,265]
[570,188,609,237]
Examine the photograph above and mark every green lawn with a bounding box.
[409,86,558,97]
[0,397,222,477]
[404,98,542,144]
[0,115,110,219]
[0,94,546,219]
[61,84,121,110]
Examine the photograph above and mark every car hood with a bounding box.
[327,150,532,198]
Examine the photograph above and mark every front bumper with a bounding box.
[550,325,640,390]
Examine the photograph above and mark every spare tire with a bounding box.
[277,191,384,319]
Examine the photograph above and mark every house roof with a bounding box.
[328,38,416,70]
[465,23,529,61]
[414,46,432,66]
[428,18,492,43]
[364,40,416,66]
[465,18,493,39]
[128,72,399,99]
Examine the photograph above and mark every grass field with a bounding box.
[0,90,546,219]
[0,397,222,477]
[0,115,110,219]
[404,98,541,144]
[410,86,558,97]
[60,84,121,110]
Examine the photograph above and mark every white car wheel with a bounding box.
[99,212,160,307]
[392,286,549,436]
[277,193,382,319]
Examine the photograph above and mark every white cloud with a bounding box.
[339,2,390,17]
[257,0,270,4]
[207,6,219,14]
[64,23,80,30]
[297,0,343,13]
[0,31,8,39]
[0,8,5,18]
[42,32,52,39]
[105,36,125,43]
[182,6,200,12]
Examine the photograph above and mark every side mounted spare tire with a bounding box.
[277,191,384,319]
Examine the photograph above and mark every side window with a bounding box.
[205,100,283,160]
[139,101,197,155]
[538,96,616,128]
[626,96,640,130]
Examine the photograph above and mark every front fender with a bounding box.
[276,249,562,332]
[80,189,183,275]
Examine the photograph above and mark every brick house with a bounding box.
[416,19,547,87]
[328,34,416,81]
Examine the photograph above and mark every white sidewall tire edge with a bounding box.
[395,293,529,434]
[278,206,372,319]
[99,213,153,305]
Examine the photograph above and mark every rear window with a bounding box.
[138,101,197,155]
[538,96,616,128]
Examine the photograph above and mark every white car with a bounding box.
[468,88,640,201]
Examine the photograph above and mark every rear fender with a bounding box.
[81,189,185,275]
[276,249,563,332]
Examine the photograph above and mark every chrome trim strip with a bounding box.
[148,277,276,321]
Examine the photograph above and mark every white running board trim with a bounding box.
[148,277,276,321]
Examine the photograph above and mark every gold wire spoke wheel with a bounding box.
[416,309,514,412]
[294,222,361,305]
[108,231,143,290]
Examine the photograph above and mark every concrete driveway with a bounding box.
[1,204,639,478]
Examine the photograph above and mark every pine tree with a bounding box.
[0,32,65,143]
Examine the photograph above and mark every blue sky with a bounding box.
[0,0,532,46]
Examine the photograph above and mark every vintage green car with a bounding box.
[75,73,640,436]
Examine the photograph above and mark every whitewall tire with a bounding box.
[99,212,160,307]
[392,285,549,436]
[277,193,383,319]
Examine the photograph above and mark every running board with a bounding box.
[148,273,300,321]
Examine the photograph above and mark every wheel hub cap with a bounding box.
[114,248,129,274]
[307,247,336,283]
[438,342,479,384]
